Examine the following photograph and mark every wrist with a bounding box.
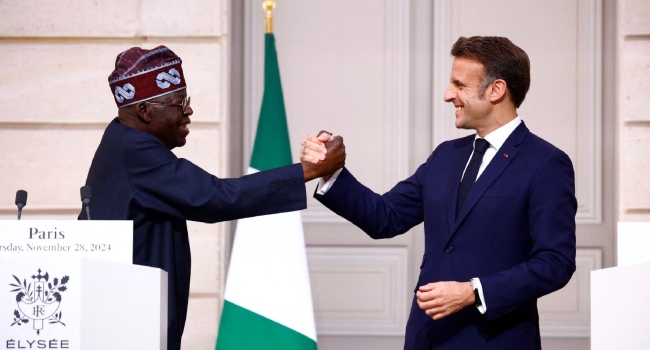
[301,162,315,182]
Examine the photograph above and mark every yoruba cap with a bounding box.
[108,45,187,108]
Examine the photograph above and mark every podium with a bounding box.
[591,222,650,350]
[0,220,167,350]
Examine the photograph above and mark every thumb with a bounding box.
[418,283,435,292]
[317,130,333,142]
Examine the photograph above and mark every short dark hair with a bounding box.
[451,36,530,108]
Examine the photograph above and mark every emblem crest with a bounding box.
[9,268,69,335]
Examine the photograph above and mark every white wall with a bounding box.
[618,0,650,222]
[0,0,229,347]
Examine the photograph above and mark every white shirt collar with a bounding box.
[476,116,522,151]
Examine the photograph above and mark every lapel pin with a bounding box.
[503,153,509,158]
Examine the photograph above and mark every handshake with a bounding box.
[300,130,345,182]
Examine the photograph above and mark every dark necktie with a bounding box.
[456,138,490,218]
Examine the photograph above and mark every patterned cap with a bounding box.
[108,45,187,108]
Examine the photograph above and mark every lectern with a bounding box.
[591,222,650,350]
[0,220,167,350]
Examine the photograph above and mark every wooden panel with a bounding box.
[307,247,408,336]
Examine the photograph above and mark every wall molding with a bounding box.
[432,0,454,149]
[307,246,408,336]
[574,0,603,224]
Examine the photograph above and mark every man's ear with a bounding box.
[135,102,152,123]
[488,79,507,102]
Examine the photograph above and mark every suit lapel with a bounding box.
[446,138,473,235]
[450,122,530,236]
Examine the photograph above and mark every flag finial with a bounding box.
[263,0,276,34]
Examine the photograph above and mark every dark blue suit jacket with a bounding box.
[80,118,307,350]
[315,122,576,350]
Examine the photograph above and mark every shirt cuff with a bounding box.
[316,168,343,195]
[471,277,487,314]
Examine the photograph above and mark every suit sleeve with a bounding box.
[314,148,442,239]
[481,149,577,320]
[124,136,307,223]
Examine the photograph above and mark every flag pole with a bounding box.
[263,0,276,34]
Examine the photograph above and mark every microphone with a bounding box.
[15,190,27,220]
[80,186,92,220]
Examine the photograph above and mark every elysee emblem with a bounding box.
[10,268,69,335]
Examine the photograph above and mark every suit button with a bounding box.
[445,245,455,254]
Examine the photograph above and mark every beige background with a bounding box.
[0,0,648,349]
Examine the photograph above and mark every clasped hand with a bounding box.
[300,130,345,182]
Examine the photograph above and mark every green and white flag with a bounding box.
[216,33,318,350]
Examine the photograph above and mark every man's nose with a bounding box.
[443,86,455,102]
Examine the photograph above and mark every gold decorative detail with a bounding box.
[263,0,276,34]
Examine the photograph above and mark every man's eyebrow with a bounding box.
[169,94,186,102]
[451,79,464,87]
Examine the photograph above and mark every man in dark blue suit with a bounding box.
[80,45,345,350]
[302,36,576,349]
